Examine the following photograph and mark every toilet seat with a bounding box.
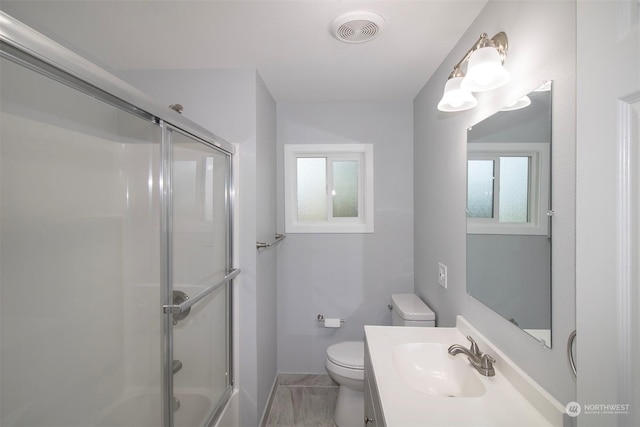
[326,358,364,382]
[326,341,364,370]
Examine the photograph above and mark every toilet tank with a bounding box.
[390,293,436,327]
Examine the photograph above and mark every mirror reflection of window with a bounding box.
[467,159,495,218]
[467,145,547,235]
[467,156,531,223]
[499,156,529,223]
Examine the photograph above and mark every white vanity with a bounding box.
[364,316,567,426]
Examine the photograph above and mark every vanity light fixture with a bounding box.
[534,80,552,92]
[437,68,478,112]
[437,32,511,112]
[499,95,531,111]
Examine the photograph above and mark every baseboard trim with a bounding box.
[260,375,280,427]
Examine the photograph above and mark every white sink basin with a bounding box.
[392,342,486,397]
[365,321,566,426]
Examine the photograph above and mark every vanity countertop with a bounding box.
[364,316,566,427]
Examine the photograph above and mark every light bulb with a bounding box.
[471,64,496,86]
[448,97,464,108]
[500,95,531,111]
[437,77,478,112]
[461,47,510,92]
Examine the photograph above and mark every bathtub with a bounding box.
[97,391,212,427]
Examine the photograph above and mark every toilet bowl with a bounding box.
[325,341,364,427]
[325,293,435,427]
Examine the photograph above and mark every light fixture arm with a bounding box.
[448,32,509,78]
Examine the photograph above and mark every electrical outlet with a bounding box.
[438,263,448,289]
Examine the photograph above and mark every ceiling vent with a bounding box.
[331,11,385,44]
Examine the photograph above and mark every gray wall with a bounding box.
[467,235,550,329]
[413,0,576,405]
[255,73,278,423]
[276,102,414,373]
[119,69,278,426]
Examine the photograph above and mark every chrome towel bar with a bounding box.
[257,234,286,249]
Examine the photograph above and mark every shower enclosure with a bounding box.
[0,12,237,427]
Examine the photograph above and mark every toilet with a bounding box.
[325,293,435,427]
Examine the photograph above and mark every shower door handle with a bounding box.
[163,268,240,315]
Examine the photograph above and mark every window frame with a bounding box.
[284,144,374,233]
[467,142,550,236]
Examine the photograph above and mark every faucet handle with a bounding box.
[466,336,481,356]
[480,353,495,368]
[480,354,496,376]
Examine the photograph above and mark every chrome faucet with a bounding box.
[448,336,496,377]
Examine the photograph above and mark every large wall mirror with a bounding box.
[466,81,552,347]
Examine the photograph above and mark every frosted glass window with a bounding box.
[499,157,529,223]
[467,160,495,218]
[284,144,373,233]
[332,160,359,218]
[297,157,327,221]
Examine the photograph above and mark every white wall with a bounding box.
[413,0,576,405]
[119,69,278,426]
[576,2,640,425]
[276,102,414,373]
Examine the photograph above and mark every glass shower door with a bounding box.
[164,128,232,427]
[0,55,163,426]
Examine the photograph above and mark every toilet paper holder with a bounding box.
[317,314,345,324]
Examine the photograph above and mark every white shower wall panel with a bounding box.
[0,112,126,424]
[120,140,162,392]
[0,56,162,425]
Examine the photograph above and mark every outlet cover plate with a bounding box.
[438,263,448,289]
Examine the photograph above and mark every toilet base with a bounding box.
[334,385,363,427]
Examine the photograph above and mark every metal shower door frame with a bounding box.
[160,124,237,427]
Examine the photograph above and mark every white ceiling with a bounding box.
[1,1,487,102]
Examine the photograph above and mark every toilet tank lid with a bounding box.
[391,293,436,321]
